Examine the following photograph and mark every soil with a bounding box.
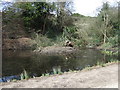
[0,63,118,88]
[38,46,78,54]
[2,38,36,50]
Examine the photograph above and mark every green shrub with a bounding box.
[108,35,118,47]
[58,67,62,74]
[52,66,62,75]
[54,35,67,46]
[20,73,24,80]
[20,69,29,80]
[101,42,113,49]
[109,59,118,63]
[53,68,57,74]
[45,73,50,76]
[96,61,105,67]
[33,33,53,48]
[74,39,85,47]
[24,69,29,79]
[102,50,118,56]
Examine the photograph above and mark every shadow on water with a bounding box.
[1,49,117,82]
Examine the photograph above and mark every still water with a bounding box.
[2,49,116,80]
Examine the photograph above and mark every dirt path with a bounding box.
[0,63,118,88]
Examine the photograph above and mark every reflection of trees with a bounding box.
[30,54,65,75]
[3,49,113,77]
[30,53,79,74]
[2,51,32,76]
[72,49,104,69]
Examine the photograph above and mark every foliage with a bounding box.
[52,66,62,75]
[96,61,105,67]
[101,35,118,49]
[16,2,74,36]
[72,13,85,17]
[2,1,118,49]
[107,35,118,47]
[53,68,57,74]
[84,65,92,70]
[101,42,113,49]
[80,2,119,48]
[45,73,50,76]
[20,69,29,80]
[19,2,55,34]
[108,59,118,63]
[101,50,118,56]
[63,26,77,40]
[33,33,53,48]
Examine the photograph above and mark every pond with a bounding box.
[1,49,117,82]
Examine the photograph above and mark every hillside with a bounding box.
[2,16,35,50]
[1,2,118,50]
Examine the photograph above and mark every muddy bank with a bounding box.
[2,38,77,53]
[34,46,78,54]
[2,38,36,50]
[0,63,118,88]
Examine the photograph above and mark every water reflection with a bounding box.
[2,49,117,82]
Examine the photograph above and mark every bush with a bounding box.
[63,26,78,40]
[33,33,53,48]
[101,42,113,49]
[74,39,86,48]
[108,35,118,47]
[20,69,29,80]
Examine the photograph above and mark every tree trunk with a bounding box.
[103,14,108,44]
[103,29,107,43]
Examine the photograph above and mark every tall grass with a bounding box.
[52,66,62,75]
[20,69,29,80]
[32,33,54,49]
